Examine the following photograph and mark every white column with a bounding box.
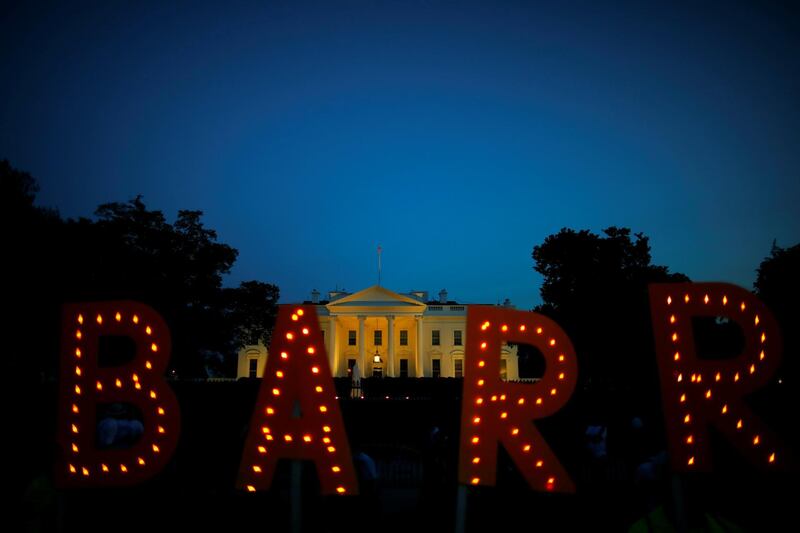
[415,315,424,377]
[387,315,395,377]
[328,315,337,376]
[358,315,366,378]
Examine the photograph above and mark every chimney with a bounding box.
[439,289,448,304]
[311,289,320,304]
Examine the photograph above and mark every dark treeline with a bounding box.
[2,159,279,384]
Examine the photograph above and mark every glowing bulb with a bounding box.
[253,465,262,473]
[257,446,267,454]
[312,366,320,374]
[77,314,84,324]
[291,314,298,321]
[315,386,323,393]
[501,325,508,332]
[302,328,309,335]
[753,435,760,445]
[523,444,531,452]
[327,446,336,453]
[519,325,526,332]
[297,309,304,316]
[536,460,543,467]
[115,312,122,322]
[511,428,519,435]
[688,456,695,465]
[319,405,328,413]
[336,486,346,494]
[276,371,284,378]
[481,321,490,330]
[536,327,543,335]
[471,477,480,485]
[471,436,479,444]
[96,314,103,324]
[722,295,728,305]
[286,333,294,340]
[145,326,152,335]
[721,404,728,414]
[472,457,481,464]
[684,414,691,424]
[150,343,158,352]
[549,339,556,346]
[703,294,709,304]
[667,296,672,305]
[480,342,487,350]
[246,485,256,492]
[674,352,680,361]
[332,466,341,472]
[272,388,280,396]
[478,360,485,367]
[307,347,315,354]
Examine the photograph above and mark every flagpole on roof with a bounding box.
[377,244,382,286]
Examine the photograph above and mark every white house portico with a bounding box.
[237,285,520,380]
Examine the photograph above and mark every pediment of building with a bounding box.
[326,285,427,313]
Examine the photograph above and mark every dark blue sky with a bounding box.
[2,1,799,309]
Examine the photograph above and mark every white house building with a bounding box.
[237,285,520,380]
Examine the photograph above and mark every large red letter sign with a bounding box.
[458,306,578,492]
[56,301,180,486]
[237,305,357,495]
[650,283,792,471]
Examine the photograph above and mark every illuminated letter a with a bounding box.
[237,305,357,495]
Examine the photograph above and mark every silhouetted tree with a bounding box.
[754,241,799,389]
[532,227,688,416]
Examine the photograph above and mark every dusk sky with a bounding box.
[2,1,798,309]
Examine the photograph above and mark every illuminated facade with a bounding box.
[237,285,520,380]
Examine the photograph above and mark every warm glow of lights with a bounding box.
[272,388,281,396]
[150,390,157,399]
[291,314,298,321]
[132,314,139,324]
[152,444,160,453]
[536,327,543,335]
[472,457,480,464]
[158,426,165,434]
[145,326,152,335]
[471,436,479,444]
[481,321,490,330]
[511,428,519,435]
[157,407,165,415]
[246,485,256,492]
[550,388,557,396]
[82,467,89,476]
[667,296,672,305]
[558,354,565,362]
[302,328,309,335]
[262,426,271,434]
[480,342,487,350]
[684,294,690,303]
[276,371,284,378]
[672,333,678,342]
[257,446,267,454]
[96,381,103,391]
[478,360,485,367]
[72,404,79,413]
[535,397,543,405]
[769,452,775,463]
[754,315,760,326]
[734,372,740,382]
[145,360,152,369]
[303,435,312,443]
[670,315,676,324]
[75,366,81,376]
[115,312,121,322]
[750,364,755,374]
[523,444,531,452]
[500,412,508,419]
[705,389,712,399]
[253,465,262,473]
[77,314,84,324]
[327,446,336,453]
[674,352,680,361]
[536,460,543,468]
[312,366,320,374]
[471,477,480,485]
[761,333,766,343]
[120,464,128,473]
[737,419,743,429]
[517,398,525,405]
[688,456,695,465]
[315,386,323,393]
[332,466,341,473]
[75,348,81,358]
[280,351,288,359]
[684,414,691,424]
[686,435,693,444]
[284,434,293,442]
[307,346,315,354]
[677,373,683,382]
[519,325,526,332]
[680,393,686,403]
[286,333,294,340]
[760,350,765,361]
[296,309,304,316]
[138,457,145,466]
[704,294,709,304]
[96,314,103,324]
[319,405,328,413]
[501,325,508,332]
[322,425,331,433]
[721,405,728,414]
[102,464,109,472]
[477,379,485,387]
[549,339,556,346]
[75,385,81,395]
[336,486,346,494]
[76,330,82,340]
[740,302,746,311]
[472,416,481,424]
[753,435,760,446]
[150,343,158,352]
[72,443,79,452]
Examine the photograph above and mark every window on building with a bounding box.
[348,330,356,346]
[432,359,441,378]
[432,330,440,346]
[454,359,463,378]
[399,359,409,378]
[500,359,508,380]
[400,330,408,346]
[454,330,463,346]
[348,359,356,375]
[248,359,258,378]
[374,330,382,346]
